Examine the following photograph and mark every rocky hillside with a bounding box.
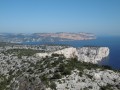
[0,45,119,90]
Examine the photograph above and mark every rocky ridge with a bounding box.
[36,46,109,64]
[0,44,119,90]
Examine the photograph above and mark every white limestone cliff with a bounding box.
[77,47,109,64]
[36,46,109,64]
[36,47,78,58]
[53,47,78,58]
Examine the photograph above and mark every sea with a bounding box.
[23,36,120,70]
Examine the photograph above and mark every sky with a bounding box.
[0,0,120,35]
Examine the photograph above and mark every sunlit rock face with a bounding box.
[77,47,110,64]
[53,47,78,58]
[36,52,50,58]
[36,47,110,64]
[36,47,78,59]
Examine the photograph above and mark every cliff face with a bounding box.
[36,47,109,64]
[77,47,109,64]
[36,47,78,58]
[53,47,78,58]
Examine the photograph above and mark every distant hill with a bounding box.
[0,42,19,47]
[0,32,96,43]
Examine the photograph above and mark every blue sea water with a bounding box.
[23,36,120,70]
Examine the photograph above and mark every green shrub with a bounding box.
[52,73,62,79]
[79,72,83,77]
[27,68,34,74]
[62,69,71,75]
[100,84,113,90]
[86,74,93,79]
[40,75,48,82]
[59,64,65,72]
[50,82,56,90]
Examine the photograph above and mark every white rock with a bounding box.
[77,47,109,64]
[36,47,78,59]
[36,47,110,64]
[36,53,50,58]
[53,47,78,58]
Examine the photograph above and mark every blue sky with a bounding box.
[0,0,120,35]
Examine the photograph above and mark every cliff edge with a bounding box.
[36,46,110,64]
[77,47,109,64]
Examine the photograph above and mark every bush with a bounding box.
[51,60,60,67]
[40,75,48,82]
[52,53,60,57]
[52,73,62,79]
[62,69,71,75]
[86,74,93,79]
[100,84,113,90]
[50,82,56,90]
[79,72,83,77]
[27,68,34,74]
[59,64,65,72]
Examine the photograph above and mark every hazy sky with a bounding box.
[0,0,120,35]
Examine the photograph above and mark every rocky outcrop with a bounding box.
[53,47,78,58]
[54,69,120,90]
[36,46,109,64]
[36,47,78,58]
[77,47,109,64]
